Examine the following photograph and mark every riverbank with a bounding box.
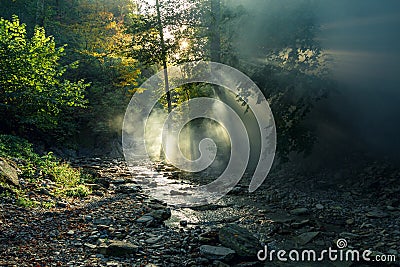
[1,157,399,266]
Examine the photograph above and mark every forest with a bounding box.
[0,0,399,266]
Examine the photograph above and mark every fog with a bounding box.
[317,1,400,162]
[226,0,400,164]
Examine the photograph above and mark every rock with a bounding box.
[147,208,171,221]
[218,224,260,258]
[93,190,104,197]
[100,241,139,256]
[116,183,139,194]
[196,257,210,265]
[296,231,319,245]
[38,187,51,196]
[170,190,190,196]
[234,262,261,267]
[67,230,75,236]
[290,219,310,229]
[49,230,59,238]
[145,236,163,244]
[96,177,110,189]
[386,206,397,211]
[56,201,68,208]
[290,208,309,215]
[269,213,295,224]
[111,179,126,184]
[136,215,154,224]
[315,204,324,210]
[227,187,243,195]
[213,260,230,267]
[93,217,113,225]
[332,261,353,267]
[199,230,219,244]
[199,245,235,261]
[366,210,389,218]
[339,232,360,239]
[345,219,354,225]
[0,158,19,187]
[106,262,120,267]
[84,243,97,249]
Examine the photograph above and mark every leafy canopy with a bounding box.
[0,16,89,130]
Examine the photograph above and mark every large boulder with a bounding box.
[0,158,19,187]
[147,208,171,221]
[218,224,261,258]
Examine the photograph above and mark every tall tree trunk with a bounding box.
[155,0,172,114]
[156,0,172,160]
[210,0,225,102]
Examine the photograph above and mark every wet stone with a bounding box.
[56,201,68,208]
[200,245,235,261]
[366,210,389,218]
[136,215,154,224]
[145,236,163,244]
[100,241,139,257]
[218,224,261,258]
[147,208,171,222]
[93,217,112,225]
[116,183,139,194]
[84,243,97,249]
[296,231,320,245]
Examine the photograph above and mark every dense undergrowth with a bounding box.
[0,134,93,208]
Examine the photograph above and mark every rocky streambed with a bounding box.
[0,157,399,266]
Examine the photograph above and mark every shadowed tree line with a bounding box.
[0,0,333,160]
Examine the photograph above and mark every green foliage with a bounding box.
[0,134,91,199]
[0,134,37,161]
[65,185,91,198]
[0,16,89,131]
[49,162,80,187]
[0,0,334,161]
[16,196,38,208]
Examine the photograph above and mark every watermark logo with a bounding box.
[336,238,347,249]
[122,61,276,206]
[257,238,397,263]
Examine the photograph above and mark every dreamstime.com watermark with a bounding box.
[257,239,397,263]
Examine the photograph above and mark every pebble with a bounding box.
[145,236,163,244]
[84,243,97,249]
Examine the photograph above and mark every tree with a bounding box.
[0,16,89,132]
